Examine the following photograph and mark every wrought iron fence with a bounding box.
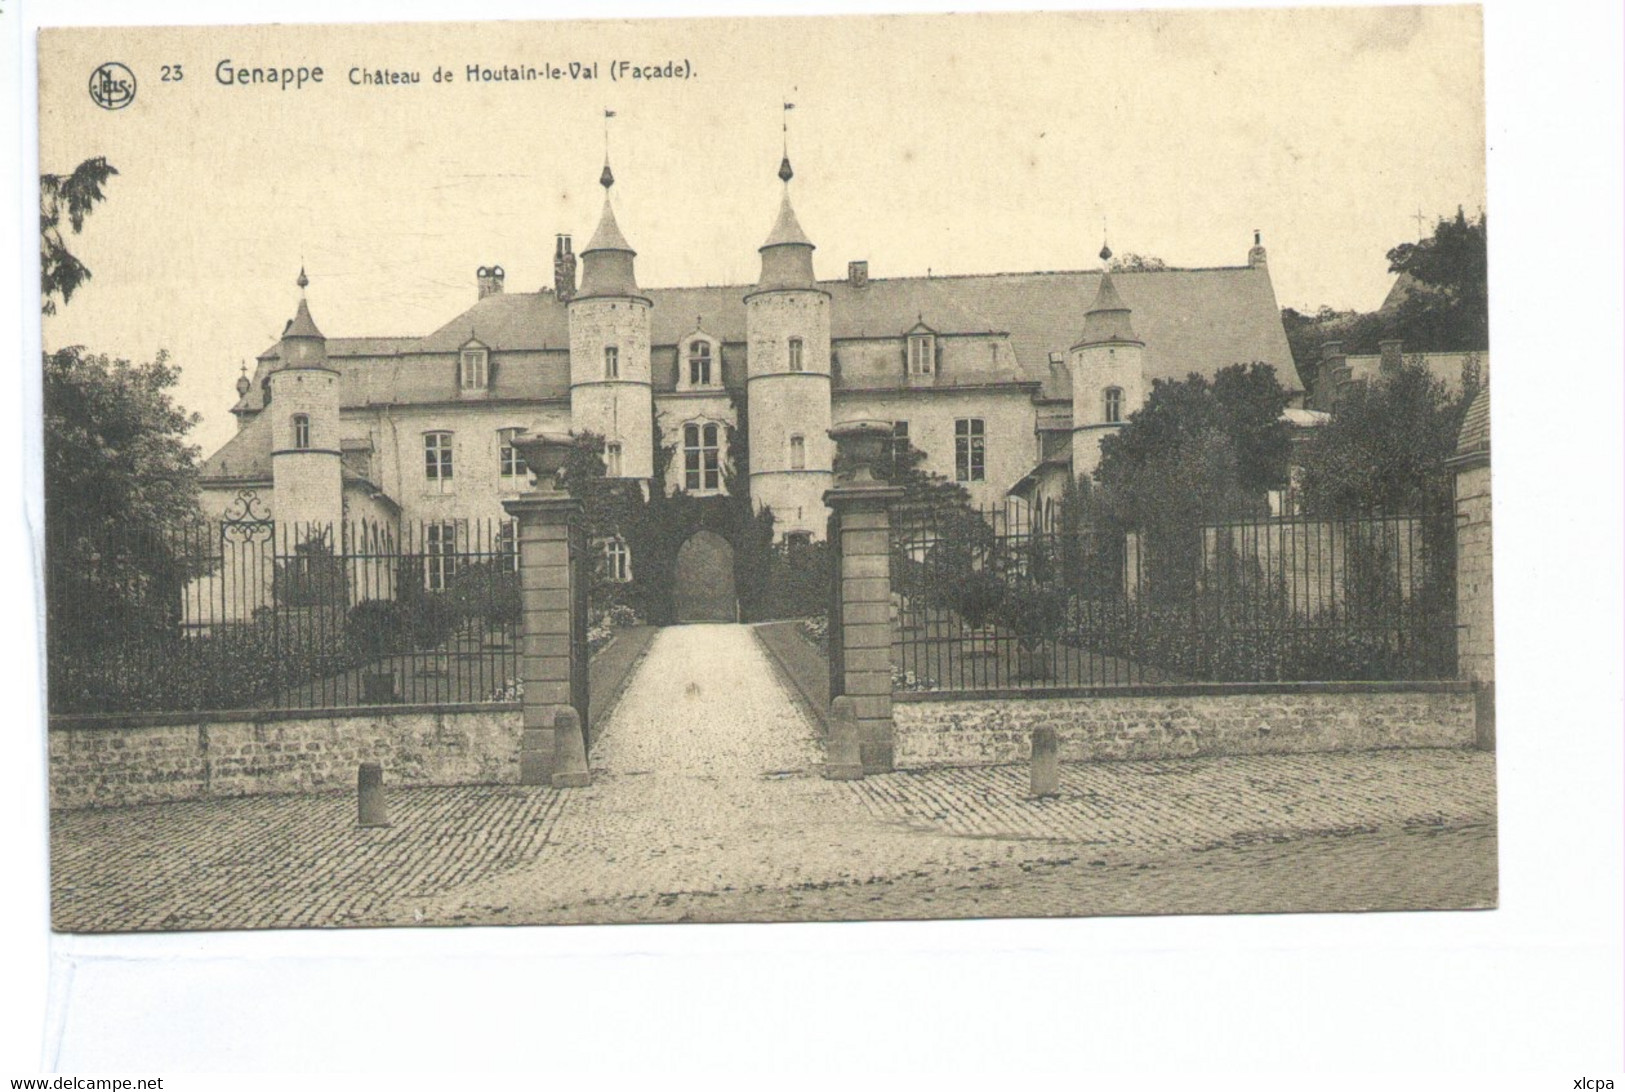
[889,498,1457,692]
[47,497,522,715]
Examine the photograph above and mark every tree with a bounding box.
[1109,253,1167,273]
[1384,207,1488,352]
[41,157,118,314]
[1297,354,1466,515]
[44,347,205,645]
[1095,364,1289,599]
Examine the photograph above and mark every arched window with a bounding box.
[789,434,806,470]
[688,340,712,386]
[788,337,804,372]
[604,536,632,583]
[1104,386,1124,424]
[683,422,722,492]
[292,414,311,450]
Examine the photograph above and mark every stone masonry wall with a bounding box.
[49,706,522,811]
[1455,462,1494,683]
[892,686,1476,768]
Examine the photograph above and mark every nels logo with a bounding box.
[89,62,136,110]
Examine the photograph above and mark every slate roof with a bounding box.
[1455,386,1490,458]
[761,192,814,249]
[227,263,1299,419]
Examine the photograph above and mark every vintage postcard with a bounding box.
[39,7,1493,932]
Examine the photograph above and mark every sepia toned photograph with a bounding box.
[38,7,1494,933]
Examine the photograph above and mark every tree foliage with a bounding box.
[41,157,119,314]
[1108,253,1168,273]
[1282,207,1488,389]
[1297,354,1468,515]
[1096,362,1290,528]
[44,346,205,647]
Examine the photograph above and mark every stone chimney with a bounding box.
[848,260,869,288]
[477,265,505,300]
[554,235,577,302]
[1248,229,1267,268]
[1379,338,1404,372]
[1315,340,1348,412]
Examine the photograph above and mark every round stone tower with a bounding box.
[1070,248,1146,479]
[267,268,343,538]
[744,153,833,540]
[568,162,654,484]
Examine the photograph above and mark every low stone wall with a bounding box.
[892,683,1479,769]
[48,704,522,810]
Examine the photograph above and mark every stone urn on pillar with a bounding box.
[829,419,895,487]
[509,430,577,494]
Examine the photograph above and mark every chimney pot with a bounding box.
[848,260,869,288]
[555,235,577,302]
[477,265,505,299]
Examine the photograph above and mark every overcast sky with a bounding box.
[39,6,1485,455]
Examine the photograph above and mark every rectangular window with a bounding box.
[605,441,623,477]
[788,338,804,372]
[604,345,619,379]
[604,537,632,583]
[909,336,934,376]
[684,422,722,492]
[424,521,458,591]
[1104,387,1124,424]
[292,414,310,450]
[497,519,518,573]
[425,432,454,492]
[499,429,526,478]
[954,418,984,482]
[890,420,909,471]
[789,434,805,471]
[460,348,488,390]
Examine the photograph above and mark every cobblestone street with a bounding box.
[51,624,1496,932]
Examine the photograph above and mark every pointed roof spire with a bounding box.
[1077,270,1139,346]
[761,190,813,250]
[584,197,635,255]
[283,268,324,342]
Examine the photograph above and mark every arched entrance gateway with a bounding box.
[673,530,737,623]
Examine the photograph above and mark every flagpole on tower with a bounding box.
[601,108,617,192]
[780,99,796,184]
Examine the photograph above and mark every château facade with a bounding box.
[198,150,1303,558]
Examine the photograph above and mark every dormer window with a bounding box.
[459,345,489,390]
[688,340,713,386]
[908,332,935,376]
[292,414,311,450]
[604,345,620,379]
[788,338,804,373]
[1104,386,1124,424]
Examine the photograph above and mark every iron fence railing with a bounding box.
[47,499,523,715]
[889,499,1457,692]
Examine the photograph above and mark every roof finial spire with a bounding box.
[297,265,309,293]
[1099,217,1112,266]
[601,108,617,190]
[779,99,796,183]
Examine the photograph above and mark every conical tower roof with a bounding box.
[1077,271,1140,346]
[583,197,635,255]
[761,190,814,251]
[284,296,325,341]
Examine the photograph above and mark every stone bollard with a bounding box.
[357,762,390,828]
[551,707,592,789]
[823,696,865,781]
[1029,727,1059,799]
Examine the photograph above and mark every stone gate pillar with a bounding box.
[825,421,906,775]
[504,432,583,785]
[1448,387,1493,749]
